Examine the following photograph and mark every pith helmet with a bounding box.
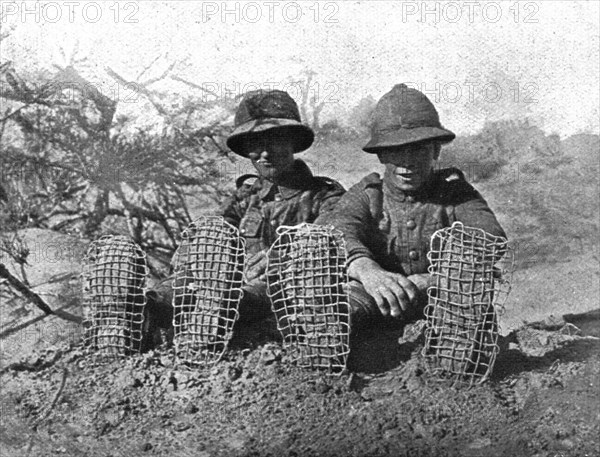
[226,90,315,157]
[363,84,455,153]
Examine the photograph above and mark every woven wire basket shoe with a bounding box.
[423,222,513,386]
[267,223,350,374]
[82,235,148,359]
[171,216,245,367]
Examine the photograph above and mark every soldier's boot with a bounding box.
[170,216,245,367]
[267,223,351,374]
[82,235,148,358]
[423,222,513,386]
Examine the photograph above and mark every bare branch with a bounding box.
[52,65,116,132]
[50,215,86,231]
[106,66,173,118]
[0,263,54,315]
[142,60,177,87]
[136,54,162,81]
[170,75,219,97]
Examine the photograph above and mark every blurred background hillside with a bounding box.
[1,57,598,274]
[305,122,599,270]
[2,1,597,275]
[0,42,598,356]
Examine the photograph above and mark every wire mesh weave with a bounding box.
[267,223,350,374]
[82,235,148,358]
[171,216,245,367]
[423,222,513,386]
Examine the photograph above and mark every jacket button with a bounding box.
[409,250,419,260]
[406,220,416,230]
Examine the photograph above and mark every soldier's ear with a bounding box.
[433,142,442,161]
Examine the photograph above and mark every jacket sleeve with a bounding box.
[221,188,246,228]
[446,178,507,240]
[315,177,376,264]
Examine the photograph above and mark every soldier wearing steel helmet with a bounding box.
[317,84,506,329]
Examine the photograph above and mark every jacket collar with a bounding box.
[256,160,314,200]
[382,168,437,203]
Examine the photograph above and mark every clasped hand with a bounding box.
[349,257,425,318]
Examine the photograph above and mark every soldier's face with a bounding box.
[246,133,295,181]
[377,142,440,192]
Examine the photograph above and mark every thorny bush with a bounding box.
[0,63,235,271]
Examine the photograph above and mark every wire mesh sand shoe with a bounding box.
[81,235,148,359]
[171,217,245,367]
[423,222,514,386]
[267,223,351,374]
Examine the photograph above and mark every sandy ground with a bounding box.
[1,229,599,456]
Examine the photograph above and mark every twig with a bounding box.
[25,368,69,457]
[142,60,177,87]
[19,262,29,287]
[0,305,82,341]
[136,53,162,81]
[0,264,53,315]
[37,367,69,425]
[170,75,220,97]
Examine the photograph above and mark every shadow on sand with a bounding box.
[492,309,600,380]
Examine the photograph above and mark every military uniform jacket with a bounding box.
[317,168,506,276]
[222,160,345,255]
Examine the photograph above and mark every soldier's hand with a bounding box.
[349,257,419,318]
[246,250,268,282]
[406,273,433,294]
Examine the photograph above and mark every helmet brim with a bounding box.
[226,119,315,157]
[362,126,455,153]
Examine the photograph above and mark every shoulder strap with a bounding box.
[313,175,346,193]
[360,173,384,220]
[436,167,466,183]
[235,174,259,189]
[364,186,382,220]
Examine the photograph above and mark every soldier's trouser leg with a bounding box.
[141,276,175,350]
[347,280,383,331]
[236,279,272,323]
[146,277,174,329]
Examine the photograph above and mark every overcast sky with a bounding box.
[3,1,599,137]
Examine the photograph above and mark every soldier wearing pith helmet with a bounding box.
[317,84,506,329]
[222,89,346,322]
